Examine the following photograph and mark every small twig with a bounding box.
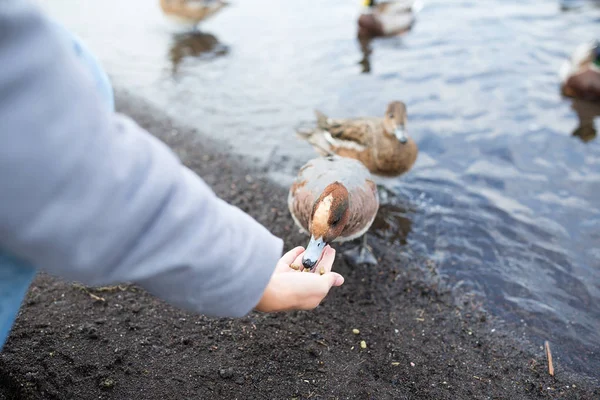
[72,283,105,302]
[544,341,554,376]
[88,292,105,302]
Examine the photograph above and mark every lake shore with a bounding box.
[1,89,598,399]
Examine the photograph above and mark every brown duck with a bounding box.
[288,156,380,270]
[298,101,418,177]
[358,0,422,38]
[560,40,600,102]
[159,0,228,28]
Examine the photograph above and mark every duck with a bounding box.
[560,40,600,102]
[297,101,418,177]
[358,0,422,38]
[288,155,380,270]
[159,0,229,28]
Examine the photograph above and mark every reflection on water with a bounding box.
[44,0,600,379]
[560,0,600,11]
[370,197,414,247]
[570,99,600,142]
[169,31,228,74]
[357,36,373,74]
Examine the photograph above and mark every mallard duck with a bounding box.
[288,156,380,270]
[297,101,418,177]
[159,0,228,28]
[358,0,422,38]
[560,40,600,101]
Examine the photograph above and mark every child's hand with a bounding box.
[255,246,344,312]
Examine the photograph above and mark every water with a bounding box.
[43,0,600,378]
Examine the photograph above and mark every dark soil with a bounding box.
[1,90,598,400]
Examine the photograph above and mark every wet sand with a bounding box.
[0,90,598,399]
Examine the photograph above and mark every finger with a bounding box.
[287,252,305,272]
[279,246,305,265]
[300,272,345,309]
[313,245,336,274]
[327,272,345,287]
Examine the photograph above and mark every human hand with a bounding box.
[255,246,344,312]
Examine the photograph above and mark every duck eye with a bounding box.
[388,113,394,119]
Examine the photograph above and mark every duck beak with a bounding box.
[395,126,408,144]
[302,235,327,271]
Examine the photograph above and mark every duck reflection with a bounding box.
[369,200,414,246]
[570,98,600,143]
[559,0,600,11]
[357,36,373,74]
[169,31,228,74]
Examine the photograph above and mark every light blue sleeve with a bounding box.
[0,0,283,319]
[50,21,115,111]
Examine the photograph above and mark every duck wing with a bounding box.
[315,110,378,150]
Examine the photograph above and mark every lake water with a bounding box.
[43,0,600,379]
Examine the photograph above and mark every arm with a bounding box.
[0,0,282,318]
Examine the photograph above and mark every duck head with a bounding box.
[382,101,409,144]
[303,182,350,270]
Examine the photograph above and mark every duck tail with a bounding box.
[314,110,330,129]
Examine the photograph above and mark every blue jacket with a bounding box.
[0,0,282,349]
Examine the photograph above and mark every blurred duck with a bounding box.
[159,0,228,28]
[560,40,600,101]
[358,0,423,38]
[288,156,380,269]
[297,101,418,177]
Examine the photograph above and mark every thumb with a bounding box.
[279,246,305,265]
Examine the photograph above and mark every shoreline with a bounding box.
[1,89,598,399]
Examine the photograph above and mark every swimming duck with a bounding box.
[288,156,380,270]
[159,0,228,28]
[297,101,418,177]
[560,40,600,102]
[358,0,422,38]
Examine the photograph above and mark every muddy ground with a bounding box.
[1,90,598,399]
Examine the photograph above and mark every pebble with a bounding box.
[352,329,360,335]
[360,340,367,349]
[100,378,115,389]
[219,368,234,379]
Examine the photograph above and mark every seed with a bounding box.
[360,340,367,349]
[352,329,360,335]
[320,268,325,275]
[290,264,300,270]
